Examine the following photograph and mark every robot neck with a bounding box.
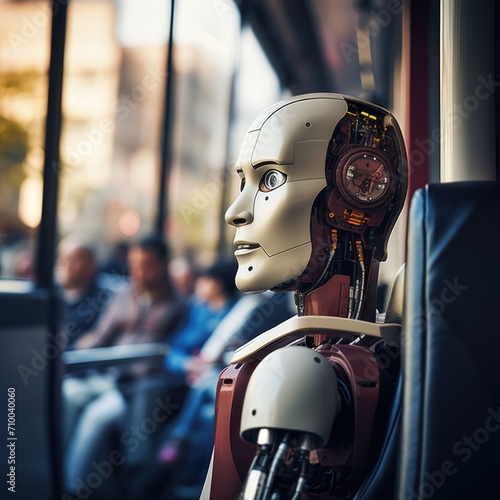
[295,255,379,348]
[294,250,380,322]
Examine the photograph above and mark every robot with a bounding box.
[201,93,408,499]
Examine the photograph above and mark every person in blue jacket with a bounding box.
[163,258,239,376]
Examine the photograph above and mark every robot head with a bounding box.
[225,93,407,293]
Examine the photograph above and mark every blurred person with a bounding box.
[163,257,239,376]
[64,257,239,499]
[75,237,182,349]
[62,237,183,451]
[55,235,113,349]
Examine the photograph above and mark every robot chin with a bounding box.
[234,243,312,293]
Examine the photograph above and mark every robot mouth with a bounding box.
[234,242,260,255]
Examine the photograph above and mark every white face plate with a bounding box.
[225,95,348,292]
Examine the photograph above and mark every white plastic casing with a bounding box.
[226,94,348,293]
[240,346,338,448]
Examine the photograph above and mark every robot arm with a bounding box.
[239,346,338,500]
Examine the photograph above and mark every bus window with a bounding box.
[57,0,170,268]
[0,0,51,280]
[165,0,241,262]
[54,0,251,267]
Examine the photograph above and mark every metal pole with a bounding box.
[35,2,68,497]
[156,0,176,239]
[440,0,496,182]
[35,0,67,289]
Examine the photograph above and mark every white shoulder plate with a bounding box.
[230,315,401,364]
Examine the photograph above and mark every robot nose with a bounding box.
[225,209,254,227]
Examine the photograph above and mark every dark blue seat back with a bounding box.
[398,181,500,499]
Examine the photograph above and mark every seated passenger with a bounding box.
[55,235,114,349]
[164,257,239,376]
[74,237,183,351]
[63,257,239,499]
[62,237,184,450]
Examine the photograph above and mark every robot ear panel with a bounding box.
[321,100,408,261]
[324,144,397,238]
[335,147,395,211]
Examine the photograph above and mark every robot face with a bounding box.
[225,95,348,292]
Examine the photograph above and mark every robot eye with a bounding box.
[260,170,287,192]
[239,177,246,192]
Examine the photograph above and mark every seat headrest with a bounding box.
[384,263,405,325]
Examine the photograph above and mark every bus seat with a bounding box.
[384,263,405,325]
[0,285,64,499]
[397,181,500,499]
